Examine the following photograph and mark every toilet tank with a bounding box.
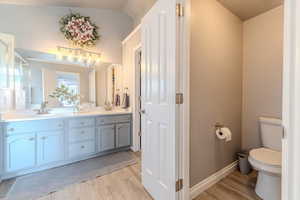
[259,117,283,151]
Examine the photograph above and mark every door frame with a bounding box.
[282,0,300,199]
[177,0,190,199]
[132,44,142,152]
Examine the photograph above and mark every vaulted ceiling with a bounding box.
[0,0,156,26]
[217,0,283,21]
[0,0,283,24]
[0,0,126,9]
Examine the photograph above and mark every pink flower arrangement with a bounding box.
[60,13,100,47]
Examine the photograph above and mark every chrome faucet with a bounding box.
[38,101,49,114]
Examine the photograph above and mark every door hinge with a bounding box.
[176,93,184,104]
[176,179,183,192]
[176,3,184,17]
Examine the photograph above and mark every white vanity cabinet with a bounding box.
[1,113,132,179]
[6,133,36,172]
[37,131,64,165]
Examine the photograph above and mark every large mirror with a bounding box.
[0,46,123,113]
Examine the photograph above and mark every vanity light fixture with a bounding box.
[56,46,101,67]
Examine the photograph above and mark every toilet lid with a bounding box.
[249,148,281,167]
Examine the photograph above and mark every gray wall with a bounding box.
[242,6,283,150]
[190,0,243,186]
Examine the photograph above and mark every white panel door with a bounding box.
[141,0,178,199]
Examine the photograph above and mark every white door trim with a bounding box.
[177,0,190,199]
[132,43,142,152]
[282,0,300,200]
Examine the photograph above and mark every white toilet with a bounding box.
[248,117,282,200]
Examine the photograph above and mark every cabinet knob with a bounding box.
[81,131,85,134]
[58,124,63,127]
[29,137,35,141]
[80,122,85,125]
[41,136,47,140]
[81,145,85,149]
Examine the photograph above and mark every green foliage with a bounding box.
[49,84,81,106]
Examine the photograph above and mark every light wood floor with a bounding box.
[31,153,260,200]
[36,151,153,200]
[194,170,262,200]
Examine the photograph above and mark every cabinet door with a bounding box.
[116,123,131,148]
[97,125,115,152]
[38,131,64,165]
[6,133,36,172]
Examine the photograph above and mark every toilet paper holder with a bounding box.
[215,122,224,131]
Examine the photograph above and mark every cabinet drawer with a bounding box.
[6,120,64,135]
[96,115,131,125]
[69,141,95,158]
[69,127,95,143]
[69,118,95,128]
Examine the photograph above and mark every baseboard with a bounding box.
[190,160,238,199]
[130,146,139,152]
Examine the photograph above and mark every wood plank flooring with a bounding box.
[35,151,152,200]
[194,170,262,200]
[14,151,259,200]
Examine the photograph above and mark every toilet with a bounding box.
[248,117,282,200]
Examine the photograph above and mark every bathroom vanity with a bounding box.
[0,110,132,179]
[0,33,133,180]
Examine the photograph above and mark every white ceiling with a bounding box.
[123,0,156,26]
[0,0,127,9]
[0,0,283,24]
[217,0,283,20]
[0,0,156,25]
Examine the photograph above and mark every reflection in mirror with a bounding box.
[0,47,122,114]
[95,63,122,110]
[0,33,14,113]
[55,71,80,106]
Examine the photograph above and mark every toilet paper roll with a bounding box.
[216,127,232,142]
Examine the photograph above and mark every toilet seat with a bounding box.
[249,148,281,175]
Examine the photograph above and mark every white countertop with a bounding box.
[0,108,132,122]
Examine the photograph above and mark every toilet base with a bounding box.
[255,171,281,200]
